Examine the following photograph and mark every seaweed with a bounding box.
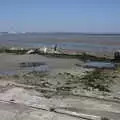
[81,69,113,92]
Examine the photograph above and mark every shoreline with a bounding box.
[0,46,114,61]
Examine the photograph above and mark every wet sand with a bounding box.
[0,53,82,74]
[0,53,120,120]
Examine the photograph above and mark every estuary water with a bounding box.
[0,33,120,53]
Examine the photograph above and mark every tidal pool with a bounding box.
[84,61,115,69]
[20,62,49,72]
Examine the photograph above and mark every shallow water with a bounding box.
[1,33,120,53]
[84,61,115,69]
[0,71,18,75]
[20,62,49,72]
[20,62,46,67]
[0,62,49,76]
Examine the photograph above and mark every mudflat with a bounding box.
[0,53,81,73]
[0,53,120,120]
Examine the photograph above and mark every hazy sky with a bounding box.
[0,0,120,33]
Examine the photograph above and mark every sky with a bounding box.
[0,0,120,33]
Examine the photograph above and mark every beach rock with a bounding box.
[26,49,35,54]
[9,47,18,50]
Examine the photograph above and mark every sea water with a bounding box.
[0,33,120,53]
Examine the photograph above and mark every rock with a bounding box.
[26,49,35,54]
[43,46,47,53]
[9,47,18,50]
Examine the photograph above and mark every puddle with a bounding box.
[84,61,116,69]
[20,62,49,72]
[0,62,49,76]
[0,71,18,76]
[20,62,46,67]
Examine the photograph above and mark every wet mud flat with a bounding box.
[19,62,49,72]
[0,53,120,119]
[0,62,49,76]
[0,53,119,98]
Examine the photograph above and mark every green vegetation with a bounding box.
[0,68,114,97]
[80,52,109,61]
[101,117,110,120]
[0,48,27,54]
[5,49,27,54]
[44,52,110,61]
[16,71,49,86]
[56,70,113,94]
[81,70,113,92]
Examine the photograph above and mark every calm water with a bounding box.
[84,61,115,69]
[0,33,120,52]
